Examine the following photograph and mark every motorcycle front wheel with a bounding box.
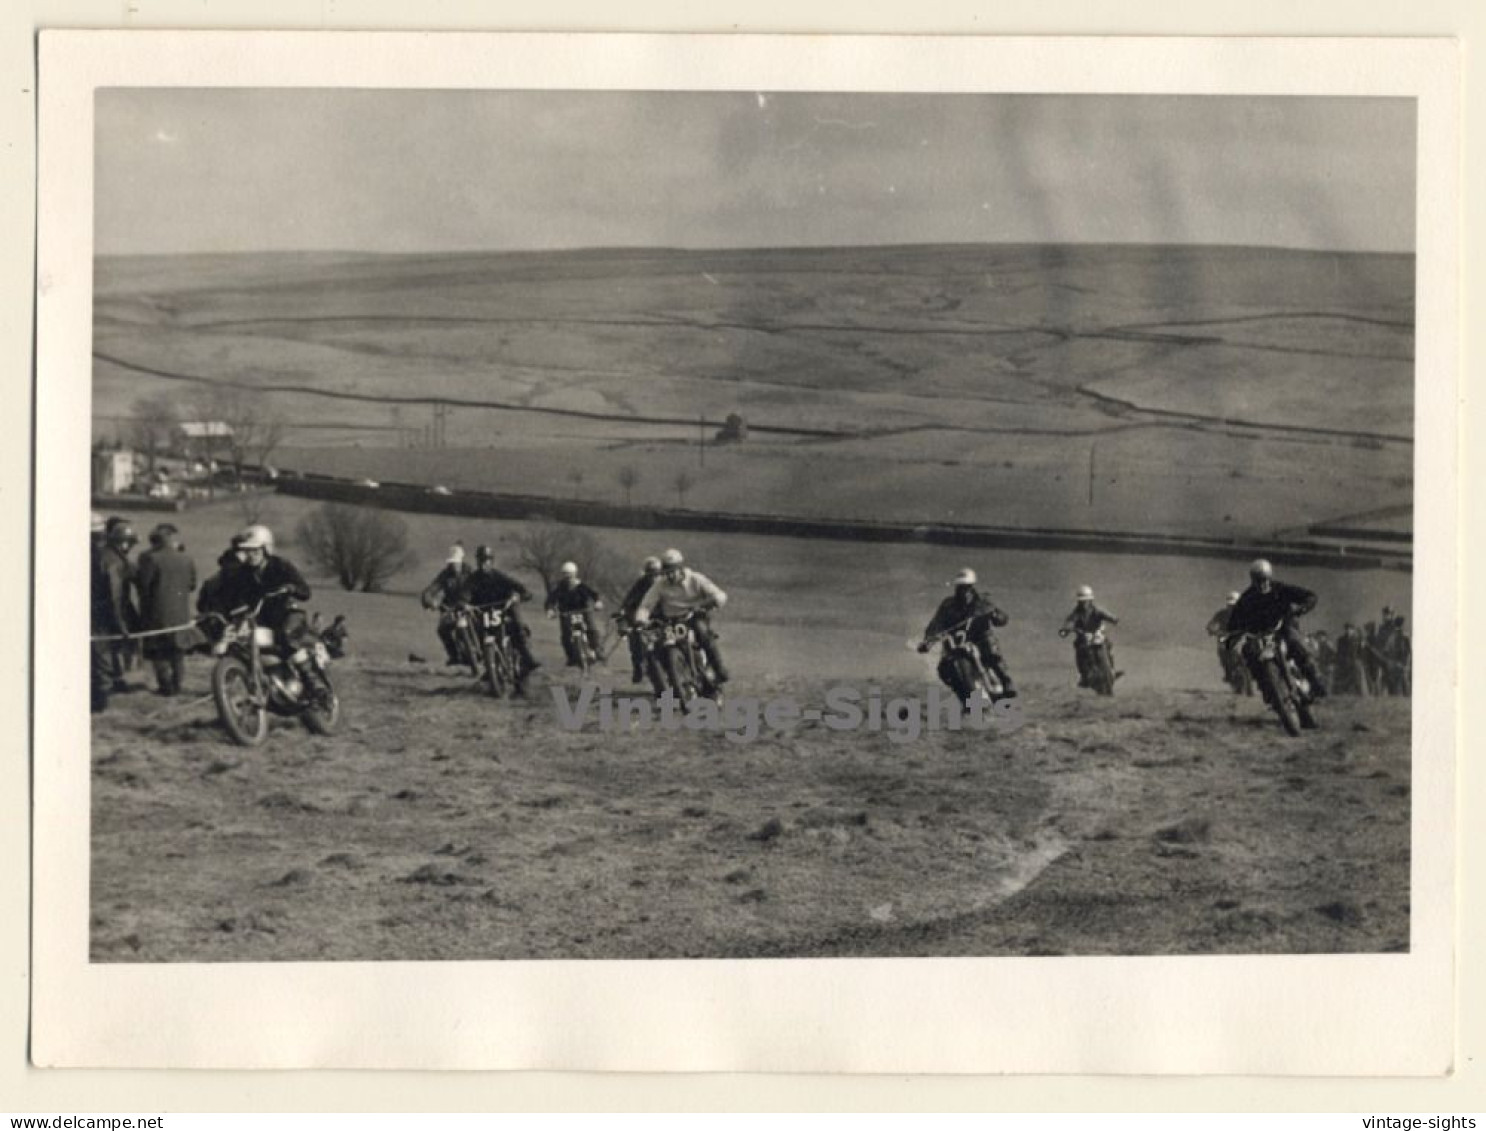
[212,654,269,747]
[482,640,507,699]
[1261,659,1302,737]
[1089,645,1115,697]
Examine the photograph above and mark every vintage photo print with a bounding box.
[33,32,1459,1072]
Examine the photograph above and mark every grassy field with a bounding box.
[90,495,1411,960]
[93,244,1414,542]
[89,243,1414,960]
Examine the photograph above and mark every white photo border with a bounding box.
[32,30,1460,1073]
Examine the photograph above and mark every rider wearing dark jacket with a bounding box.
[545,562,606,668]
[459,545,540,676]
[1059,585,1120,688]
[1226,559,1326,697]
[616,557,662,685]
[918,569,1016,700]
[421,546,474,665]
[219,525,314,657]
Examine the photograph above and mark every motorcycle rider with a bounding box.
[1205,590,1250,693]
[1058,584,1120,687]
[916,568,1016,701]
[632,548,730,688]
[1225,558,1327,699]
[545,561,606,669]
[616,556,663,686]
[197,532,248,639]
[461,544,541,687]
[420,543,474,666]
[221,525,320,686]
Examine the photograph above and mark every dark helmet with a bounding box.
[475,544,496,564]
[106,522,137,548]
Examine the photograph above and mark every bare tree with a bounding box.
[513,518,632,604]
[616,464,640,508]
[295,504,417,593]
[672,469,695,508]
[188,384,287,488]
[236,491,268,526]
[127,394,178,476]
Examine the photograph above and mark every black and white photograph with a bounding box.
[30,30,1461,1075]
[82,84,1419,963]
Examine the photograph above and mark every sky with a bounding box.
[94,90,1416,256]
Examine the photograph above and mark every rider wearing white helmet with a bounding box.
[1206,590,1250,693]
[917,567,1016,699]
[544,559,606,669]
[632,548,731,685]
[617,556,665,687]
[222,524,316,668]
[420,543,475,666]
[1227,557,1327,698]
[1059,584,1121,688]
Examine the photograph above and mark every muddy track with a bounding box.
[89,667,1412,962]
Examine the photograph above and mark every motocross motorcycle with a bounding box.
[210,595,340,747]
[644,611,724,705]
[438,602,483,677]
[471,597,523,698]
[563,611,600,675]
[1060,626,1116,696]
[1225,622,1319,737]
[1221,642,1255,696]
[925,618,1006,706]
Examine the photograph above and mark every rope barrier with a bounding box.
[90,617,206,644]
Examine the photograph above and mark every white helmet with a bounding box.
[559,561,579,578]
[1076,585,1094,601]
[1249,558,1274,582]
[661,548,685,568]
[953,568,977,587]
[1226,591,1240,606]
[447,544,466,565]
[238,524,273,552]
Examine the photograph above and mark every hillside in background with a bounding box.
[93,244,1414,541]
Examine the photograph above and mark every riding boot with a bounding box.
[983,649,1016,697]
[702,640,730,684]
[513,630,541,674]
[437,620,461,665]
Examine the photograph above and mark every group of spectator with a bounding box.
[89,513,199,713]
[1310,608,1412,698]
